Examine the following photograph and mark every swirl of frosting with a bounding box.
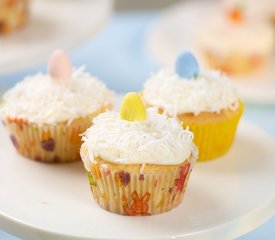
[81,108,196,169]
[142,69,239,116]
[0,67,114,124]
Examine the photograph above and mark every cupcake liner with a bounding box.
[3,116,92,163]
[81,145,195,216]
[180,102,244,161]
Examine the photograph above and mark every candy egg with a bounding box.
[175,51,199,79]
[48,49,73,82]
[228,7,244,23]
[120,92,147,122]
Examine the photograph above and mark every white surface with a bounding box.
[0,0,113,74]
[147,1,275,104]
[0,106,275,240]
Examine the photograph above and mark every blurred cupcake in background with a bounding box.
[197,0,275,76]
[0,50,114,163]
[142,51,244,161]
[81,92,197,215]
[0,0,29,35]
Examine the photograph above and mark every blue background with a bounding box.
[0,12,274,240]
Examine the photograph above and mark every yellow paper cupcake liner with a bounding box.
[81,146,195,216]
[180,103,244,161]
[3,116,92,163]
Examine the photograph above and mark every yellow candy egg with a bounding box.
[120,92,147,122]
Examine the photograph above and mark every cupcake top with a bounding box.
[226,0,275,20]
[142,51,239,116]
[81,93,196,170]
[0,50,114,125]
[198,3,275,55]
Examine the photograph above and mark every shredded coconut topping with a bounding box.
[82,108,196,169]
[143,69,239,116]
[0,67,114,124]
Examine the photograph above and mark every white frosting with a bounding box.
[143,69,239,116]
[81,108,196,169]
[198,14,275,55]
[0,67,114,124]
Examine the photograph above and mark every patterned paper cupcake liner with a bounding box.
[180,102,244,161]
[2,116,92,163]
[81,145,196,216]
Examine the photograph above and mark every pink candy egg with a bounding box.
[48,49,72,82]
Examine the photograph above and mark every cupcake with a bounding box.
[142,51,244,161]
[80,92,197,215]
[197,2,275,75]
[0,50,114,163]
[0,0,29,35]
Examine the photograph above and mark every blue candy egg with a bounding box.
[175,51,199,79]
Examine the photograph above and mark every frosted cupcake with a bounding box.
[0,50,114,163]
[142,51,244,161]
[198,2,274,75]
[80,92,197,215]
[0,0,29,35]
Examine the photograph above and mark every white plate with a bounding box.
[147,1,275,104]
[0,0,113,75]
[0,115,275,240]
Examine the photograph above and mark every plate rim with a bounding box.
[0,0,113,75]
